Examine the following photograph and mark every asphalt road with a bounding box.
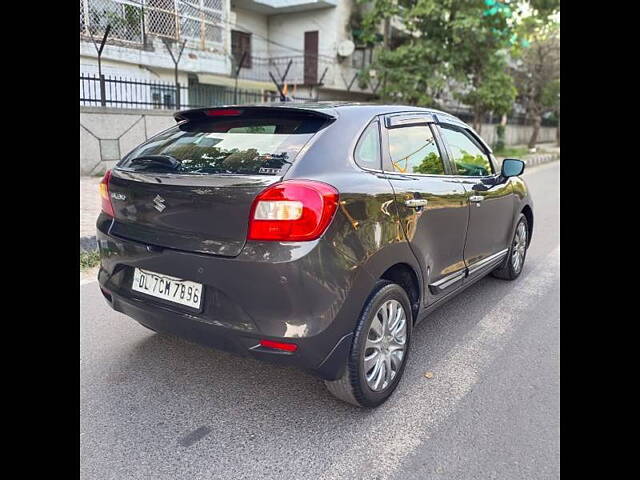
[80,161,560,480]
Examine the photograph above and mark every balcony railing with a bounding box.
[80,0,225,50]
[235,54,335,86]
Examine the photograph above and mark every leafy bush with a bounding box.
[80,250,101,271]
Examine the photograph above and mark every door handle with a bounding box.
[469,196,484,203]
[405,198,428,208]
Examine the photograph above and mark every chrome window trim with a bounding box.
[374,170,463,179]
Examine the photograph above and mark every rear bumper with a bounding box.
[96,214,374,380]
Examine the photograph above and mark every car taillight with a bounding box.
[205,108,242,116]
[99,170,115,217]
[248,180,339,241]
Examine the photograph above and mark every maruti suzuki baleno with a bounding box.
[97,103,533,407]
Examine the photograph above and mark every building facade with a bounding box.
[80,0,379,107]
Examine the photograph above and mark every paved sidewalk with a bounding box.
[80,176,101,242]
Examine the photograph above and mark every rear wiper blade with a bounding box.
[129,154,181,169]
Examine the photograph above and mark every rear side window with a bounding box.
[387,125,445,175]
[440,125,493,176]
[354,121,381,170]
[118,115,328,176]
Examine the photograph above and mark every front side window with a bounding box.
[440,126,493,176]
[387,125,445,175]
[354,122,381,170]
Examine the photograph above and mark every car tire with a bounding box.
[324,280,412,408]
[492,213,529,281]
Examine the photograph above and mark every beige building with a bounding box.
[80,0,380,106]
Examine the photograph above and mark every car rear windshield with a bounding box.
[117,114,329,176]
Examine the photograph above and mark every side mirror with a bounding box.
[501,158,525,178]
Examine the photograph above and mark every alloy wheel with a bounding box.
[511,221,527,273]
[363,299,408,392]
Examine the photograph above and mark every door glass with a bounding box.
[354,122,380,170]
[440,126,493,176]
[387,125,445,175]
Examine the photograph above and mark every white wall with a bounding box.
[266,1,373,96]
[80,107,176,176]
[232,8,271,57]
[481,123,557,147]
[268,8,339,58]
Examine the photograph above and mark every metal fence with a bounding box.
[80,0,225,50]
[80,74,314,109]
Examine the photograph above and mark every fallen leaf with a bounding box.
[424,372,434,379]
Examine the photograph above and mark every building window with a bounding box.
[147,0,177,38]
[179,0,223,45]
[231,30,252,68]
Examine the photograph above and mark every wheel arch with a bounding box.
[521,204,534,246]
[379,263,421,323]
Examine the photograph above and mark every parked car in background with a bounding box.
[96,103,533,407]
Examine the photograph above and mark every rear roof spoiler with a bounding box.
[174,105,339,123]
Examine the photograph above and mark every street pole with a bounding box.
[234,51,247,105]
[89,25,111,107]
[163,38,187,110]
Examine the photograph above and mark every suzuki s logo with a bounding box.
[153,195,166,212]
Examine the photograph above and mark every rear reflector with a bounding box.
[99,170,115,217]
[205,108,242,116]
[259,339,298,352]
[248,180,339,241]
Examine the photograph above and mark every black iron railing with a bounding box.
[80,74,314,110]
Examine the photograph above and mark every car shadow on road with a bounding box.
[104,272,519,432]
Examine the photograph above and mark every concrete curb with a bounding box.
[496,152,560,169]
[523,152,560,167]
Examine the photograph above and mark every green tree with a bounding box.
[510,19,559,148]
[542,78,560,146]
[356,0,519,112]
[354,0,559,139]
[458,56,517,133]
[413,152,444,175]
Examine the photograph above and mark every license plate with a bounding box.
[132,268,202,309]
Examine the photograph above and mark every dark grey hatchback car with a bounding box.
[96,103,533,407]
